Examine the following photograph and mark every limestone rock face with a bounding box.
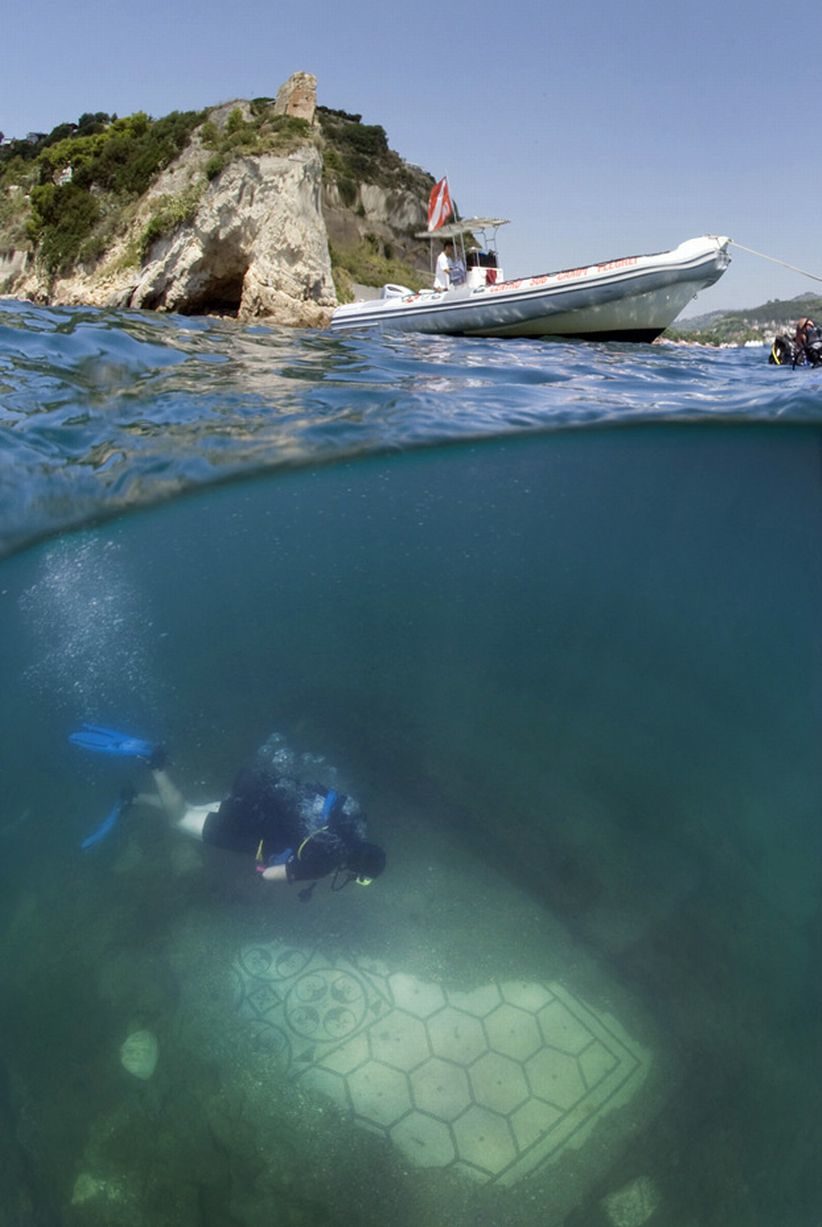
[10,138,336,324]
[130,145,335,325]
[0,249,29,286]
[2,74,434,323]
[274,72,317,124]
[322,179,428,273]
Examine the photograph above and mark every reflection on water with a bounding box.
[1,422,821,1225]
[3,295,820,561]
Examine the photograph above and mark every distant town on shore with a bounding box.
[665,293,822,347]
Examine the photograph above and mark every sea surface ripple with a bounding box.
[1,296,820,557]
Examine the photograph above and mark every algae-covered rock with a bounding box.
[119,1028,159,1080]
[602,1174,660,1226]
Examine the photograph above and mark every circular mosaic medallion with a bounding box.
[239,944,310,981]
[284,970,367,1040]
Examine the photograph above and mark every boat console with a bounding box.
[465,247,502,288]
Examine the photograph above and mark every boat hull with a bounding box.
[330,236,731,341]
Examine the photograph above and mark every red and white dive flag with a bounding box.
[427,177,453,231]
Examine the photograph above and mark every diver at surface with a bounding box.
[769,316,822,366]
[69,725,387,895]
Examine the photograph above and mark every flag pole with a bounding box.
[449,175,466,271]
[426,174,459,283]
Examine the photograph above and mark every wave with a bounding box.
[1,297,821,557]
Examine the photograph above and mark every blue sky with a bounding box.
[4,0,821,313]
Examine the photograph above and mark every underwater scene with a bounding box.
[1,300,822,1227]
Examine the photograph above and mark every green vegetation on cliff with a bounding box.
[329,237,429,303]
[2,110,204,273]
[0,94,433,302]
[316,106,429,201]
[198,103,313,180]
[316,107,433,296]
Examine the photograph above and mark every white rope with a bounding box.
[730,241,822,285]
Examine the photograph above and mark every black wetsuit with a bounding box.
[201,733,367,883]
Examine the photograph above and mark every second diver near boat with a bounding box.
[769,317,822,366]
[69,725,387,897]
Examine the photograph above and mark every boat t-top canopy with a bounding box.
[414,217,510,240]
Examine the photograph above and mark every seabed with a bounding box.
[232,939,650,1186]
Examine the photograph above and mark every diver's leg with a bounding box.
[176,804,210,840]
[151,767,187,824]
[133,793,164,810]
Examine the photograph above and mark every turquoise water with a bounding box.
[1,302,822,1226]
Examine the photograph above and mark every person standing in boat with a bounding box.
[434,240,466,290]
[434,240,453,289]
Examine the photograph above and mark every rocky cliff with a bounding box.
[0,74,433,326]
[130,138,335,325]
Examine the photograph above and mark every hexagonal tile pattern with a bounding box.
[301,1064,350,1112]
[470,1051,530,1115]
[446,984,501,1017]
[369,1009,430,1071]
[232,939,650,1187]
[389,973,446,1018]
[500,980,555,1012]
[452,1105,517,1172]
[525,1047,587,1110]
[427,1006,487,1064]
[537,999,594,1055]
[485,1003,543,1061]
[348,1060,411,1127]
[411,1057,471,1121]
[510,1097,563,1150]
[391,1111,456,1168]
[318,1032,369,1076]
[579,1040,618,1088]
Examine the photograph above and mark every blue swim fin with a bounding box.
[69,723,159,761]
[81,789,134,850]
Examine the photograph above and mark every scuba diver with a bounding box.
[794,317,822,365]
[769,317,822,367]
[69,726,387,896]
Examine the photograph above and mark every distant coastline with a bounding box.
[666,291,822,347]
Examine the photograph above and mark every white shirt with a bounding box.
[434,250,451,290]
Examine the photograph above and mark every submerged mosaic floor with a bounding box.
[231,940,649,1186]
